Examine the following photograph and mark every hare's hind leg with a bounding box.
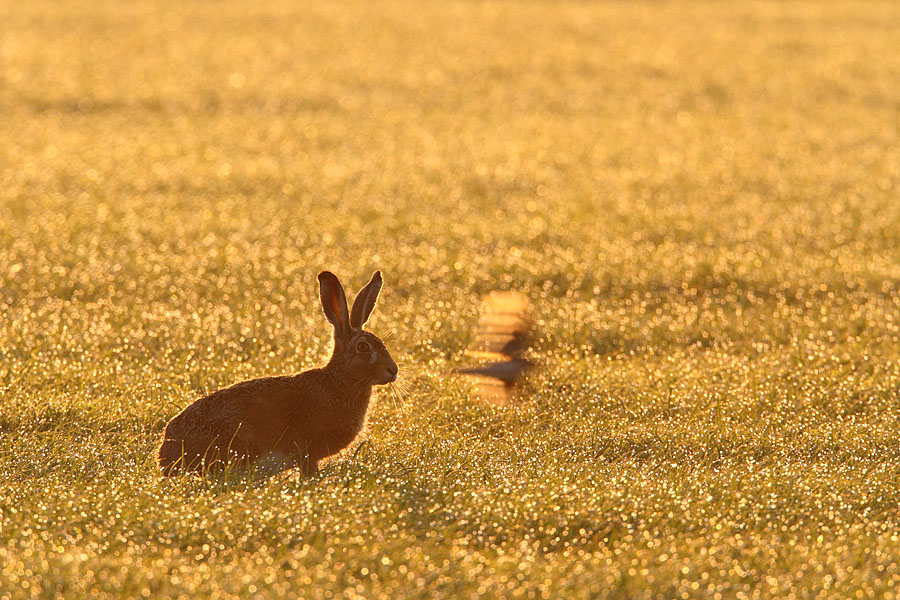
[255,451,317,477]
[158,434,228,476]
[255,451,294,476]
[294,454,318,476]
[158,419,255,476]
[158,417,208,476]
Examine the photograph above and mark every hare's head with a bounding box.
[318,270,398,385]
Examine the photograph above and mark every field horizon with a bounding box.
[2,1,900,598]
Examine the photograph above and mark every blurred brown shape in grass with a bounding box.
[458,291,534,404]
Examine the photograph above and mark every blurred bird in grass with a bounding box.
[456,291,534,403]
[456,356,535,384]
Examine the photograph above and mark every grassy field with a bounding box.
[2,0,900,597]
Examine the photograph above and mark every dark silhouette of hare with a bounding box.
[158,271,397,477]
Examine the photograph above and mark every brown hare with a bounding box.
[157,270,397,477]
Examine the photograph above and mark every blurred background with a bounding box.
[2,1,900,596]
[3,1,898,383]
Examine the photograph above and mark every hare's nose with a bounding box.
[386,363,398,378]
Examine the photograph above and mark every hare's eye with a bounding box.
[356,341,371,353]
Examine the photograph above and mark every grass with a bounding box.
[2,0,900,597]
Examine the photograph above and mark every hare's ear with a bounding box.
[350,271,383,329]
[318,271,350,341]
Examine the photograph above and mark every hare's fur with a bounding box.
[157,271,397,476]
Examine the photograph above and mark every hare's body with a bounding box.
[158,271,396,476]
[158,368,370,475]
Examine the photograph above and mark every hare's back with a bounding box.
[165,375,296,441]
[189,374,299,422]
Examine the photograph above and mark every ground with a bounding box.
[2,1,900,598]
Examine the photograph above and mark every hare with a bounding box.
[157,270,397,477]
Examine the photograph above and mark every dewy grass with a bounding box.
[2,0,900,598]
